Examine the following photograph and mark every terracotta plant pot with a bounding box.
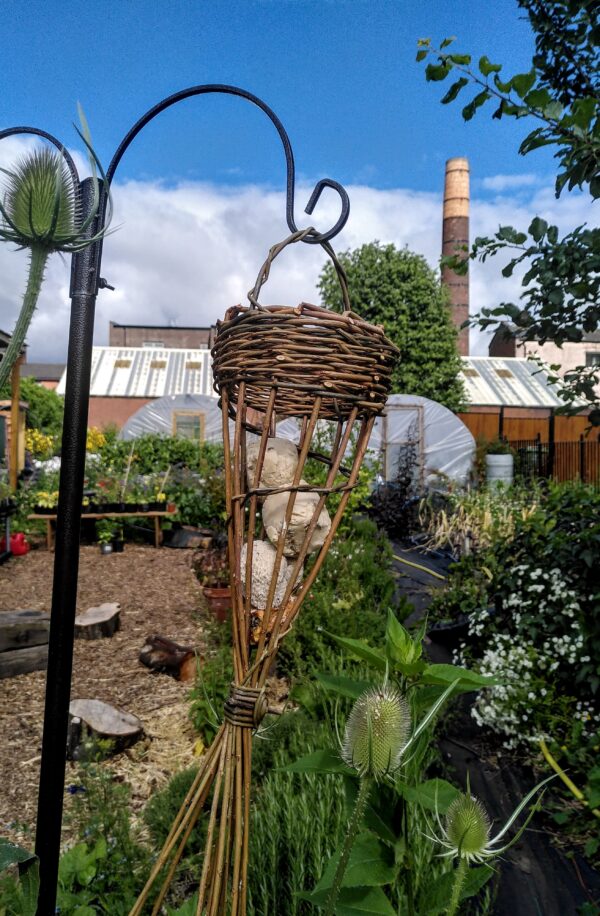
[202,586,231,623]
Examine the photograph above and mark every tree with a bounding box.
[0,376,64,438]
[417,0,600,422]
[318,242,465,411]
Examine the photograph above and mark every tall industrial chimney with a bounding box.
[442,157,470,356]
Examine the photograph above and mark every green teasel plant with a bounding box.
[286,610,501,914]
[425,772,555,916]
[0,106,113,390]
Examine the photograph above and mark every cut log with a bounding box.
[139,634,199,682]
[0,610,50,651]
[0,644,48,679]
[67,699,143,759]
[74,603,120,640]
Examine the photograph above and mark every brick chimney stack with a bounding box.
[442,157,470,356]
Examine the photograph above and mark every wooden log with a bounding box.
[67,699,144,759]
[0,610,50,651]
[74,603,121,640]
[139,634,199,683]
[0,643,48,679]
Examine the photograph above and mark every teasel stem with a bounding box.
[324,776,371,916]
[447,856,468,916]
[0,246,47,390]
[402,797,416,916]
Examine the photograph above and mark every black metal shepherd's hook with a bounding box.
[0,85,350,915]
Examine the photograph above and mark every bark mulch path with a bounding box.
[0,544,209,847]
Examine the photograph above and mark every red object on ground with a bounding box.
[1,533,31,555]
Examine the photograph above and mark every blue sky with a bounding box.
[3,0,542,192]
[2,1,592,364]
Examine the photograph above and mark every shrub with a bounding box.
[431,481,600,862]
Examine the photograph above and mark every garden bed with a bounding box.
[0,545,207,847]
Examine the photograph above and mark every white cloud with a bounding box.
[0,138,595,367]
[478,173,539,192]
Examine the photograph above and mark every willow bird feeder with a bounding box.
[130,228,399,916]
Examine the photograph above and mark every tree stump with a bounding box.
[139,634,199,682]
[67,699,143,759]
[74,603,121,640]
[0,611,50,678]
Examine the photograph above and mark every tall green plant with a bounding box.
[0,108,111,389]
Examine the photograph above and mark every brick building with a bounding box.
[489,324,600,394]
[109,322,215,350]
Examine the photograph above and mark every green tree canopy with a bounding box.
[0,376,64,438]
[318,242,465,411]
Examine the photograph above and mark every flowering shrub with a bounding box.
[86,426,106,453]
[459,563,597,751]
[25,427,54,459]
[431,482,600,860]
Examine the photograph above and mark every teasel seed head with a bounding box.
[445,793,491,860]
[342,684,410,779]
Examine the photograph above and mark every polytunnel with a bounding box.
[119,394,229,442]
[276,393,475,490]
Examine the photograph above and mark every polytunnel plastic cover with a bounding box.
[119,394,229,442]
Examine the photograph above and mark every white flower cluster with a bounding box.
[458,562,597,750]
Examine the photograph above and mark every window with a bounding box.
[585,352,600,367]
[114,359,131,369]
[173,411,205,441]
[150,360,167,370]
[495,368,513,378]
[461,368,479,378]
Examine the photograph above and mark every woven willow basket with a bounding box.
[131,229,399,916]
[212,234,398,421]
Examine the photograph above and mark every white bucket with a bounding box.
[486,453,514,486]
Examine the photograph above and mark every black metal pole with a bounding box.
[579,434,586,482]
[34,179,102,915]
[548,409,555,479]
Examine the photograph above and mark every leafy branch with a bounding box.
[416,34,600,198]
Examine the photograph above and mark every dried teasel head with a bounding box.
[341,684,411,780]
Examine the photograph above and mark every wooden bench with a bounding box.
[28,509,176,550]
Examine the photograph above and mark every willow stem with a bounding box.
[447,857,468,916]
[324,777,371,916]
[0,246,48,390]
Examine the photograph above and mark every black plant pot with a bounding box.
[427,616,470,649]
[112,539,125,553]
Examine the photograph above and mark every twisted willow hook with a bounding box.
[0,126,81,189]
[105,84,350,244]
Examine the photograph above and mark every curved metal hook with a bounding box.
[0,126,81,189]
[105,84,349,244]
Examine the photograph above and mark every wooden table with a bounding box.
[28,509,175,550]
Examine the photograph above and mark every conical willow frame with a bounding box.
[130,228,399,915]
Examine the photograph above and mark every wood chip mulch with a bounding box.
[0,544,209,847]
